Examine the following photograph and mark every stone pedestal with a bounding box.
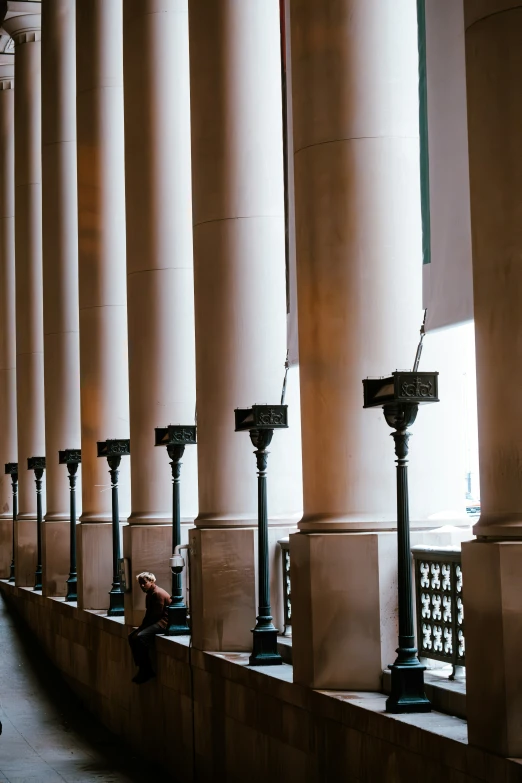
[77,522,113,611]
[189,527,256,652]
[291,532,398,690]
[462,540,522,756]
[14,519,37,587]
[189,526,293,652]
[292,526,473,690]
[0,518,12,577]
[42,520,70,597]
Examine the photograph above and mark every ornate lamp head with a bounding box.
[234,404,288,432]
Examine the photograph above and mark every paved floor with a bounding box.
[0,594,168,783]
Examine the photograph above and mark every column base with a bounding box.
[291,526,469,690]
[385,662,431,714]
[77,523,113,610]
[0,517,13,578]
[14,518,37,587]
[122,523,187,627]
[42,519,70,597]
[462,539,522,757]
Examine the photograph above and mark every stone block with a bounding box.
[291,530,398,690]
[190,527,256,651]
[14,518,37,587]
[190,525,292,652]
[462,539,522,757]
[42,519,70,597]
[0,516,13,577]
[77,522,113,610]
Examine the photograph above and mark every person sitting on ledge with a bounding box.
[128,572,172,685]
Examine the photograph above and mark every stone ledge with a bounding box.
[1,579,521,783]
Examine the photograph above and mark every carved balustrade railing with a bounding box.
[412,545,465,678]
[278,538,292,637]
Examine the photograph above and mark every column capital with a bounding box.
[0,54,13,89]
[3,12,41,46]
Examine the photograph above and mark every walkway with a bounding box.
[0,593,168,783]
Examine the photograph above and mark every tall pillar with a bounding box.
[3,10,45,588]
[188,0,302,651]
[76,0,130,610]
[0,53,16,578]
[122,0,197,626]
[41,0,81,598]
[288,0,461,690]
[462,1,522,757]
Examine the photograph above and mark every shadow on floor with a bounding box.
[0,592,177,783]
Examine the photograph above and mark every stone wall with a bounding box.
[2,581,521,783]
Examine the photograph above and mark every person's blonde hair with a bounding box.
[136,572,156,583]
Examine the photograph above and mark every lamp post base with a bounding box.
[9,561,15,582]
[164,603,190,636]
[249,626,282,667]
[385,662,431,714]
[65,574,77,602]
[34,567,42,592]
[108,588,125,617]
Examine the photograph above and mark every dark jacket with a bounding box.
[140,584,172,630]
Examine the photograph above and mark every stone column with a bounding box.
[287,0,468,690]
[41,0,81,598]
[188,0,302,651]
[462,0,522,757]
[3,11,45,588]
[76,0,130,610]
[0,54,16,578]
[122,0,197,626]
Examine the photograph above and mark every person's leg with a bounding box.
[130,623,163,681]
[128,629,141,667]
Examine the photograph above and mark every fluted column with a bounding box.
[122,0,197,626]
[76,0,130,610]
[40,0,81,597]
[462,0,522,757]
[188,0,302,651]
[0,54,16,578]
[3,11,45,588]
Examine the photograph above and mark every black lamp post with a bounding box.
[235,404,288,666]
[155,425,196,636]
[97,439,130,617]
[59,449,81,602]
[28,457,46,591]
[5,462,17,582]
[363,370,439,714]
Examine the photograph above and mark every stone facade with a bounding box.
[2,581,522,783]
